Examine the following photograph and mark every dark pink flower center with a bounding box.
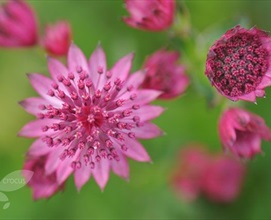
[76,106,104,134]
[207,33,269,97]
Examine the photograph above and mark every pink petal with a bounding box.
[133,89,162,105]
[110,53,134,82]
[74,163,92,191]
[27,73,61,106]
[27,138,52,156]
[74,150,92,190]
[238,92,256,102]
[47,57,69,80]
[68,43,89,75]
[92,158,110,190]
[133,122,163,139]
[45,148,62,175]
[111,152,129,180]
[135,105,164,122]
[56,157,75,185]
[233,133,261,158]
[19,97,49,115]
[123,138,151,162]
[88,44,107,89]
[125,70,145,89]
[18,119,59,137]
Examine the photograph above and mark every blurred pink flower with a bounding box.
[171,144,247,203]
[170,145,209,201]
[219,107,271,159]
[41,21,72,56]
[19,43,164,195]
[0,0,38,47]
[202,156,246,203]
[123,0,175,32]
[141,49,189,99]
[23,154,64,200]
[205,25,271,102]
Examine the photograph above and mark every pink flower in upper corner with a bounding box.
[19,43,164,197]
[41,21,72,56]
[123,0,175,32]
[205,25,271,102]
[219,107,271,159]
[170,145,209,202]
[0,0,38,47]
[141,49,189,99]
[202,156,246,203]
[23,154,65,200]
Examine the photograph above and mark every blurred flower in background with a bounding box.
[202,155,246,203]
[18,43,164,197]
[170,145,209,202]
[218,107,271,159]
[0,0,38,47]
[205,25,271,102]
[41,21,72,56]
[123,0,175,32]
[170,144,246,203]
[141,49,189,99]
[23,154,65,200]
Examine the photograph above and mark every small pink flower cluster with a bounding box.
[0,0,71,56]
[171,145,246,203]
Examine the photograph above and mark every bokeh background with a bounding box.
[1,0,271,219]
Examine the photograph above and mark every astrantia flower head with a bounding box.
[19,43,164,196]
[123,0,175,32]
[219,107,271,159]
[141,49,189,99]
[0,0,38,47]
[202,155,245,203]
[205,25,271,102]
[41,21,72,56]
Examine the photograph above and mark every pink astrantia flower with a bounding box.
[202,156,246,203]
[141,49,189,99]
[41,21,72,56]
[0,0,38,47]
[23,154,65,200]
[170,145,209,201]
[123,0,175,32]
[219,107,271,159]
[19,43,164,196]
[205,25,271,102]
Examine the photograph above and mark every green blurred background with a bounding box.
[1,0,271,219]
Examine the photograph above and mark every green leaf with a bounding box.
[3,202,10,210]
[0,192,8,202]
